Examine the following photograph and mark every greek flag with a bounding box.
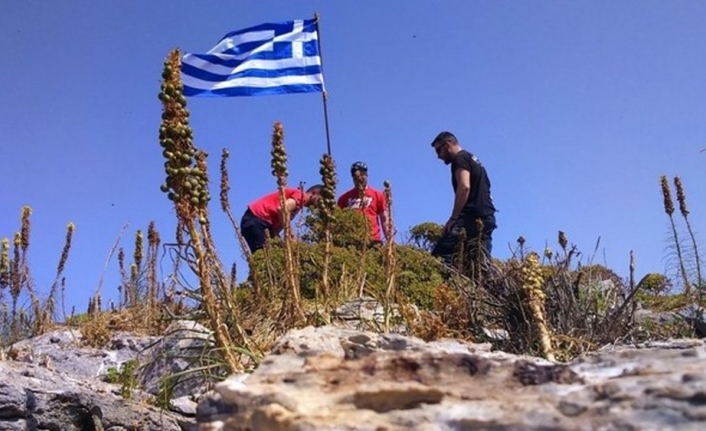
[181,19,325,97]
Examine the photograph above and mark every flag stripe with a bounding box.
[182,72,324,91]
[182,18,325,98]
[182,54,321,75]
[184,83,323,98]
[182,63,323,82]
[182,40,319,70]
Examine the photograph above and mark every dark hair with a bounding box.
[306,184,324,194]
[350,161,368,176]
[431,131,458,147]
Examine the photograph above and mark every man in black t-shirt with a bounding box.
[430,131,497,267]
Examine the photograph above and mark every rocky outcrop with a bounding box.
[4,319,706,430]
[0,360,189,430]
[197,326,706,430]
[138,320,223,400]
[0,327,196,430]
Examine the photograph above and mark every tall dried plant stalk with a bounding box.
[219,148,261,294]
[271,121,303,320]
[20,206,31,257]
[382,180,397,332]
[17,207,42,331]
[319,154,337,306]
[0,238,9,290]
[661,175,690,294]
[134,230,144,272]
[674,176,702,288]
[45,222,74,326]
[158,48,241,373]
[128,229,143,306]
[147,221,160,308]
[10,233,21,312]
[6,230,21,340]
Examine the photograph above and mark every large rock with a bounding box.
[9,328,160,380]
[138,320,223,399]
[1,326,198,430]
[0,360,190,431]
[197,326,706,430]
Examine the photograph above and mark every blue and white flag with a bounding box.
[182,19,325,97]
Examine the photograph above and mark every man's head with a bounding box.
[305,184,323,206]
[431,131,459,165]
[350,161,368,188]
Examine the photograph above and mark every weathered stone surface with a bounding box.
[333,296,406,332]
[635,303,706,338]
[10,328,160,380]
[198,326,706,430]
[0,361,190,430]
[1,327,197,430]
[138,320,223,399]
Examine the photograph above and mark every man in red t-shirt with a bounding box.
[337,162,389,245]
[241,185,323,253]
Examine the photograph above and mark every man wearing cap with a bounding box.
[241,185,323,253]
[337,162,390,245]
[430,131,497,266]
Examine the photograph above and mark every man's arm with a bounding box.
[445,168,471,232]
[275,197,300,234]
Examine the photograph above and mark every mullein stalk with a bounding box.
[522,252,555,361]
[10,232,22,335]
[0,238,9,290]
[117,248,127,306]
[674,176,702,289]
[159,49,240,373]
[147,221,160,309]
[319,154,337,310]
[382,180,397,332]
[46,223,74,327]
[661,176,690,294]
[18,207,42,333]
[131,230,143,305]
[20,206,30,262]
[271,121,303,321]
[219,149,261,295]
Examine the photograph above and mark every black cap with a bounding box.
[350,161,368,175]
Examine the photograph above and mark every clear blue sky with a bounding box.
[2,1,704,313]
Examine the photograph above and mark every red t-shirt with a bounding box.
[337,187,386,241]
[248,188,306,232]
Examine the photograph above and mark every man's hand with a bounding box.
[444,217,457,234]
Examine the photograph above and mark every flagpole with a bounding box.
[314,12,332,156]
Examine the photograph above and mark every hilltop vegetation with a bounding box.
[1,49,703,384]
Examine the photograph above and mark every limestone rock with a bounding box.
[137,320,224,399]
[0,361,189,431]
[197,326,706,430]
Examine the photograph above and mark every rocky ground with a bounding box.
[1,309,705,430]
[197,327,706,430]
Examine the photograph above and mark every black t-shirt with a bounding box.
[451,150,496,218]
